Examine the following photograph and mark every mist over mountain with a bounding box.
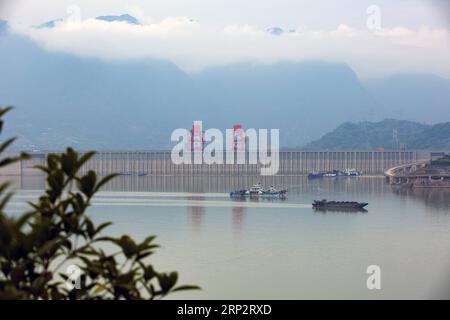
[191,61,376,144]
[0,18,449,151]
[364,74,450,123]
[0,24,194,150]
[36,19,64,29]
[305,119,450,150]
[0,20,8,33]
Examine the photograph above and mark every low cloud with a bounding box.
[10,17,450,78]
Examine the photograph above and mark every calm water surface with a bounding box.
[5,175,450,299]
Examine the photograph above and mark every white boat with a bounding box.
[323,173,337,177]
[246,183,264,195]
[229,183,287,198]
[342,168,362,176]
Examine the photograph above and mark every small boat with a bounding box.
[312,199,368,210]
[118,172,133,176]
[308,170,338,178]
[247,183,264,196]
[341,168,362,176]
[308,172,323,179]
[230,189,247,198]
[118,172,147,176]
[322,172,337,177]
[308,169,362,179]
[261,186,288,198]
[230,183,287,198]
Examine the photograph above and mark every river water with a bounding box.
[4,175,450,299]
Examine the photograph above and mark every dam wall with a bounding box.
[16,150,423,176]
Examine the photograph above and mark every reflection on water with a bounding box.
[232,206,245,238]
[187,196,205,234]
[108,174,383,196]
[13,173,387,193]
[391,186,450,210]
[313,207,368,214]
[3,174,450,299]
[10,173,450,213]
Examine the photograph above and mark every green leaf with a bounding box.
[94,173,119,193]
[78,171,97,197]
[0,137,16,154]
[47,154,59,171]
[61,149,77,176]
[85,217,95,239]
[94,222,113,236]
[77,151,96,170]
[0,105,14,118]
[0,191,14,211]
[157,272,178,294]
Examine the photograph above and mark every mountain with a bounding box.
[95,14,140,25]
[36,19,63,29]
[36,14,140,29]
[191,61,376,145]
[0,20,8,33]
[0,23,378,150]
[305,119,450,150]
[364,74,450,124]
[0,25,193,150]
[266,27,284,35]
[411,122,450,149]
[0,19,449,151]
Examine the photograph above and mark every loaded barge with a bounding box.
[308,168,362,179]
[230,183,288,198]
[312,199,368,210]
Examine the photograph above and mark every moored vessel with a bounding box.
[308,169,362,179]
[312,199,368,209]
[341,168,362,176]
[230,183,287,198]
[308,171,323,179]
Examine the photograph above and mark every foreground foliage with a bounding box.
[0,106,199,299]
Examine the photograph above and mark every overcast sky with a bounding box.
[1,0,449,78]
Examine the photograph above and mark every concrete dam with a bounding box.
[17,150,424,176]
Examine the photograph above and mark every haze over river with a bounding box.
[4,174,450,299]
